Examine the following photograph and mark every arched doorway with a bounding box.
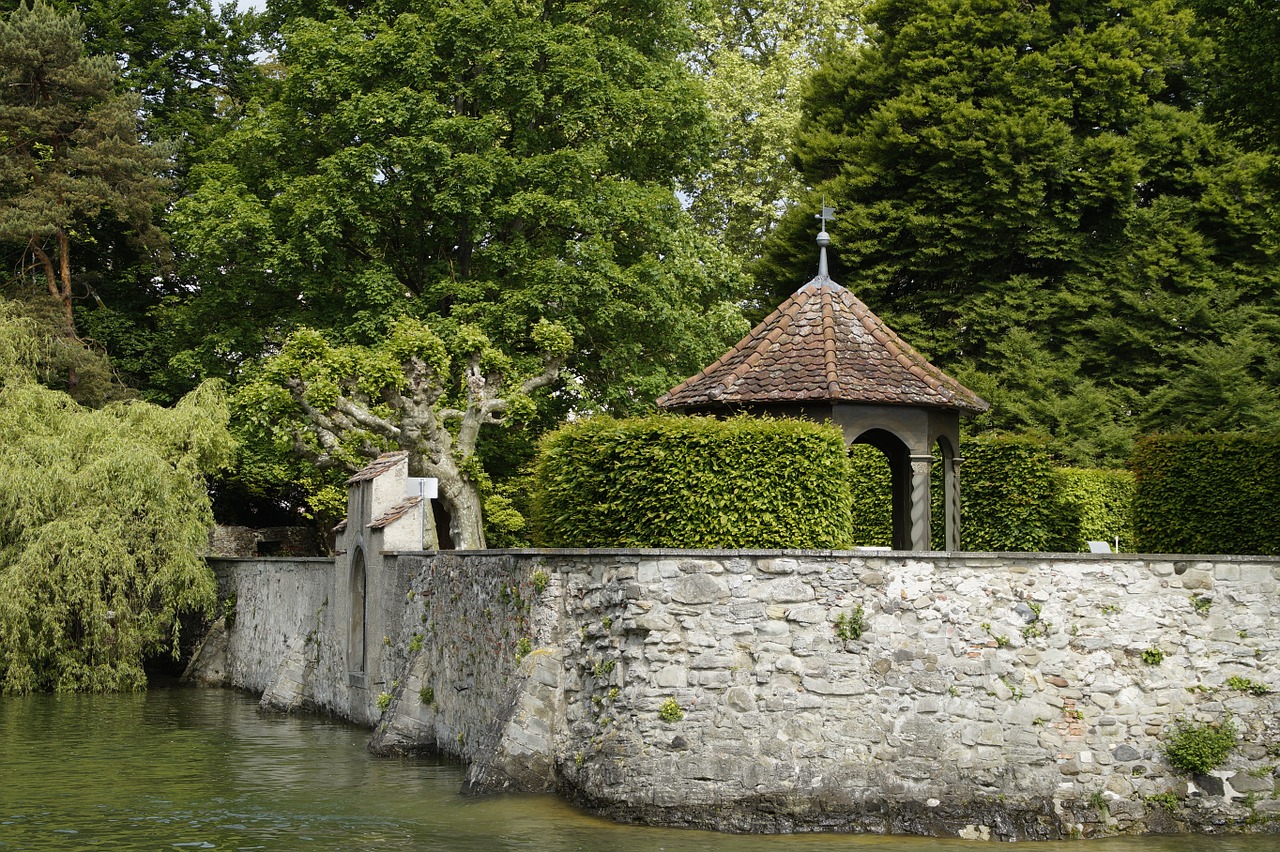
[349,547,367,675]
[852,429,914,550]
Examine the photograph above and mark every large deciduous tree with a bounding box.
[167,0,749,535]
[758,0,1280,464]
[235,318,572,550]
[167,0,744,408]
[684,0,866,266]
[0,1,168,338]
[0,297,235,693]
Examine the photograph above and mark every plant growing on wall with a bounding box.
[833,605,865,641]
[1163,719,1237,774]
[658,697,684,723]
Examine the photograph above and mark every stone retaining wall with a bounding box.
[202,549,1280,840]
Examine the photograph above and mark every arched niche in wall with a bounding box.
[348,545,367,677]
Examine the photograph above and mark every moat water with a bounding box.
[0,684,1274,850]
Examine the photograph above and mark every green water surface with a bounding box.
[0,685,1273,850]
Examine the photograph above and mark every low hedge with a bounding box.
[1056,467,1135,552]
[530,415,854,549]
[850,435,1132,552]
[1132,433,1280,555]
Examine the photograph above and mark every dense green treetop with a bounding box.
[756,0,1280,463]
[1193,0,1280,152]
[0,0,168,336]
[684,0,866,265]
[166,0,746,413]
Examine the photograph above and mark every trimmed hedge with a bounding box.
[1056,467,1135,552]
[849,443,893,547]
[960,434,1077,552]
[1132,433,1280,555]
[850,436,1132,552]
[531,415,854,549]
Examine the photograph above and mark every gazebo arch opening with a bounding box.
[852,428,911,550]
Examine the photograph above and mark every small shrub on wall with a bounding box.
[1132,433,1280,555]
[531,415,854,548]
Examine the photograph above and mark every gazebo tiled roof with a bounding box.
[657,275,989,414]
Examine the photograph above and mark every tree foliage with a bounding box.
[235,317,571,548]
[1194,0,1280,151]
[684,0,867,264]
[758,0,1280,465]
[166,0,744,410]
[0,298,235,693]
[0,1,168,336]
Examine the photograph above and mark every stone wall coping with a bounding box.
[207,556,335,564]
[382,548,1280,563]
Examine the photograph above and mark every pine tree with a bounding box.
[758,0,1280,463]
[0,1,168,337]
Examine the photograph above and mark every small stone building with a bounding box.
[657,232,988,551]
[333,451,430,690]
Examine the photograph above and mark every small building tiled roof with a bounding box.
[346,451,409,485]
[369,496,423,530]
[657,275,989,414]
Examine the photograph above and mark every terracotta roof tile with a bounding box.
[346,451,409,485]
[369,496,423,530]
[657,276,989,414]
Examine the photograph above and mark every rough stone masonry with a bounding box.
[201,549,1280,841]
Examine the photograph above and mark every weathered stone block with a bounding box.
[671,574,728,604]
[751,577,816,603]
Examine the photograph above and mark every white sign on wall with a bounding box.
[405,477,438,499]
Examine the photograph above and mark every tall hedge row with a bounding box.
[531,415,854,549]
[849,436,1134,552]
[848,443,893,547]
[1132,433,1280,555]
[960,435,1077,552]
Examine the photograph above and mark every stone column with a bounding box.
[909,455,932,551]
[945,456,964,552]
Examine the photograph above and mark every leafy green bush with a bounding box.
[960,434,1078,552]
[1163,719,1236,775]
[531,415,853,548]
[1132,434,1280,555]
[1056,467,1135,551]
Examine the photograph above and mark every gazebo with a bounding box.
[656,226,989,551]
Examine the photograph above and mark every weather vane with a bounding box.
[815,197,836,234]
[815,197,835,278]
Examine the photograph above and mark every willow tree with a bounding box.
[0,2,168,337]
[0,299,235,693]
[235,317,572,550]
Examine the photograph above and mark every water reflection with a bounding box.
[0,685,1273,850]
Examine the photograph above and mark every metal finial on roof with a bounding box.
[814,199,835,279]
